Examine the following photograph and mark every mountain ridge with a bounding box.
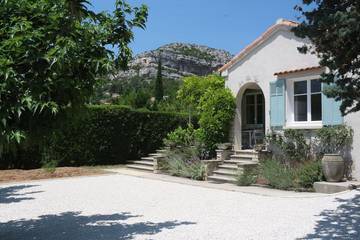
[113,42,233,80]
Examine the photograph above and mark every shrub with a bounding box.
[198,88,235,153]
[295,161,324,189]
[164,124,200,147]
[48,106,194,167]
[164,147,206,180]
[315,125,353,155]
[236,167,258,186]
[186,161,207,180]
[266,129,311,165]
[0,105,192,169]
[174,75,235,155]
[260,159,295,190]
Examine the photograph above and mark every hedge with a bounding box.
[0,105,193,169]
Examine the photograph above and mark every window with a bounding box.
[246,95,256,124]
[311,80,322,121]
[245,93,264,126]
[293,79,322,122]
[294,81,308,121]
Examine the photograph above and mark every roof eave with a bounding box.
[218,20,299,73]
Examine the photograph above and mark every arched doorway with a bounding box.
[241,88,265,149]
[234,83,266,150]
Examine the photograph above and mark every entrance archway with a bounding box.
[233,82,265,150]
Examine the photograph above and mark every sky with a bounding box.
[90,0,301,55]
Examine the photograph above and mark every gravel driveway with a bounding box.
[0,173,359,240]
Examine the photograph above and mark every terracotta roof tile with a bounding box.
[274,66,324,76]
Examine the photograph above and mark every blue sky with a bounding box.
[91,0,301,55]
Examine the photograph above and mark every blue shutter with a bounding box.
[322,83,343,125]
[270,79,285,127]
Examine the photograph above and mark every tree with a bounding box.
[293,0,360,115]
[177,74,225,111]
[198,88,235,152]
[176,75,235,152]
[154,55,164,101]
[0,0,148,152]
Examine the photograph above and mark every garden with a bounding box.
[235,126,353,191]
[0,0,357,192]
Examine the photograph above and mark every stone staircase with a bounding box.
[126,149,167,172]
[207,150,259,183]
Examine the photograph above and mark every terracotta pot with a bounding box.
[322,154,345,182]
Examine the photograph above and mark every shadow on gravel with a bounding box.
[0,211,196,240]
[301,190,360,239]
[0,185,42,204]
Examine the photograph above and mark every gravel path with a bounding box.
[0,174,359,240]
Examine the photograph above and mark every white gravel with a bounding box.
[0,174,359,240]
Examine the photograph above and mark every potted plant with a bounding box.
[317,126,353,182]
[216,142,232,150]
[254,144,265,152]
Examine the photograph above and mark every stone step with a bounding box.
[141,157,155,162]
[224,159,259,164]
[126,164,153,172]
[218,164,239,170]
[238,162,259,167]
[230,154,257,160]
[148,153,165,158]
[208,174,237,183]
[223,160,257,165]
[212,169,238,177]
[223,160,242,165]
[233,149,258,155]
[148,153,160,157]
[132,160,154,166]
[156,149,168,153]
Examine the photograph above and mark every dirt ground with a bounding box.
[0,167,108,184]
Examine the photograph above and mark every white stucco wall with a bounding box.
[345,112,360,180]
[224,26,319,144]
[223,24,360,180]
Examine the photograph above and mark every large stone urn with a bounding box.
[322,154,345,182]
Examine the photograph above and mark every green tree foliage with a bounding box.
[198,88,235,151]
[177,75,224,110]
[0,105,190,169]
[175,75,235,154]
[0,0,148,152]
[293,0,360,115]
[154,56,164,101]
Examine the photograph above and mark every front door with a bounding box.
[242,90,265,149]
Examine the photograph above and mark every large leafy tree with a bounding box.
[177,75,235,151]
[0,0,148,152]
[293,0,360,115]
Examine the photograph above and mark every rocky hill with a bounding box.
[113,43,233,80]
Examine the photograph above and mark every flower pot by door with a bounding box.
[322,154,345,182]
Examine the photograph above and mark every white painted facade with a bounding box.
[221,20,360,180]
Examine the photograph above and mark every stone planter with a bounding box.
[217,143,232,150]
[322,154,345,182]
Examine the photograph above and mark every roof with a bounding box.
[218,19,299,73]
[274,66,324,76]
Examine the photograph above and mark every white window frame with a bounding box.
[285,74,323,129]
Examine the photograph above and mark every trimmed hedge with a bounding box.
[0,105,192,169]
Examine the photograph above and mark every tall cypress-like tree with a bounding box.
[155,55,164,101]
[293,0,360,115]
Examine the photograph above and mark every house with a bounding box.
[219,19,360,180]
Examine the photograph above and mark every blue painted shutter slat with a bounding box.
[322,83,343,125]
[270,79,285,127]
